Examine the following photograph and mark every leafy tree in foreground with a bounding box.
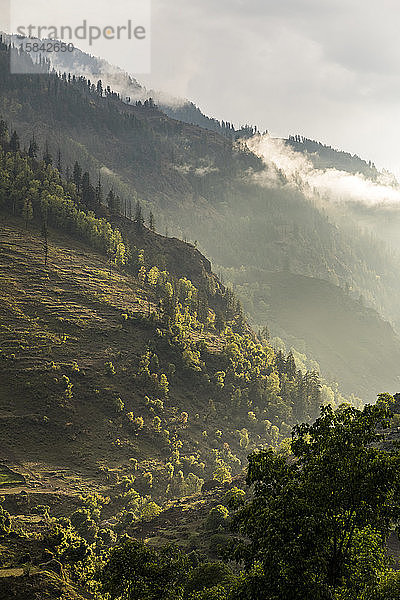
[232,395,400,600]
[99,538,189,600]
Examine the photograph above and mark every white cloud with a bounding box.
[247,134,400,206]
[137,0,400,175]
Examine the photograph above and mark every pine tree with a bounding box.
[286,352,297,379]
[28,135,38,159]
[95,175,103,208]
[22,199,33,229]
[73,161,82,192]
[0,120,8,147]
[134,200,144,230]
[107,189,121,215]
[57,148,62,173]
[149,211,155,232]
[43,141,52,166]
[9,131,20,153]
[81,172,91,206]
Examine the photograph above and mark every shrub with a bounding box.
[159,374,169,397]
[105,361,116,376]
[222,487,245,509]
[140,501,162,521]
[98,528,117,546]
[205,506,229,531]
[212,463,232,484]
[0,501,11,535]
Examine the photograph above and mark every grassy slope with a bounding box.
[0,217,246,597]
[0,217,152,474]
[0,216,245,487]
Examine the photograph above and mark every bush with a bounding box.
[222,487,245,509]
[212,463,232,484]
[105,361,116,376]
[140,501,162,521]
[0,501,11,535]
[98,528,117,546]
[185,562,234,594]
[205,506,229,531]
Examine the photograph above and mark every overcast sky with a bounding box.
[137,0,400,175]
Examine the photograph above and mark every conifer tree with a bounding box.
[57,148,62,173]
[43,141,52,166]
[95,175,103,208]
[149,211,155,232]
[73,161,82,192]
[9,130,20,153]
[28,135,38,159]
[0,120,8,147]
[134,200,144,230]
[22,199,33,229]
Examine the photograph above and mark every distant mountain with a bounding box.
[2,34,238,139]
[233,269,400,400]
[4,34,387,175]
[286,135,380,178]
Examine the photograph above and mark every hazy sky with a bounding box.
[138,0,400,175]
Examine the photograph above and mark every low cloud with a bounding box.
[247,134,400,207]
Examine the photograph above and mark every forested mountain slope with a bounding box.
[0,129,332,485]
[1,39,400,399]
[233,270,400,400]
[2,39,400,600]
[286,135,380,177]
[0,140,332,599]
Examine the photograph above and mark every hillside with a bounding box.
[0,209,327,472]
[286,135,380,178]
[0,203,327,596]
[44,40,383,173]
[1,38,400,600]
[233,270,400,400]
[2,39,400,397]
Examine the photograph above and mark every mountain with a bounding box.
[0,128,332,476]
[3,33,238,140]
[1,34,400,600]
[0,133,332,595]
[233,270,400,400]
[1,38,400,400]
[286,135,380,178]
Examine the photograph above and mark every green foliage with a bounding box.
[212,463,232,484]
[222,487,245,509]
[0,499,11,535]
[100,538,189,600]
[140,501,162,521]
[232,396,400,600]
[205,505,229,531]
[185,562,235,596]
[370,570,400,600]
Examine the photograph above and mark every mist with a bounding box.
[247,134,400,208]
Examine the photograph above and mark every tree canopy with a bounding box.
[232,395,400,600]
